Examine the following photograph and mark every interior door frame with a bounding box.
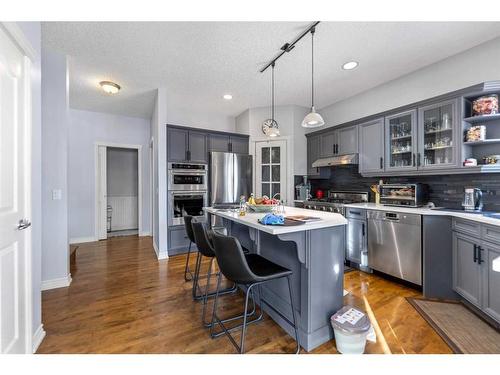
[0,22,35,353]
[94,142,143,240]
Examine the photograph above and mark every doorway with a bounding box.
[255,139,287,203]
[95,143,142,240]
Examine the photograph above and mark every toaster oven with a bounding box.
[379,183,428,207]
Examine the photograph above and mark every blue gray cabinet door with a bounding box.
[230,136,249,154]
[208,134,230,153]
[481,241,500,322]
[358,118,385,174]
[385,109,418,172]
[168,128,189,162]
[188,131,208,163]
[320,131,336,158]
[307,135,321,176]
[338,125,358,155]
[452,231,482,307]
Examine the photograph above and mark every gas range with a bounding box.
[304,191,369,216]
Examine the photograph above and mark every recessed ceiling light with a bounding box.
[99,81,121,94]
[342,61,359,70]
[223,94,233,100]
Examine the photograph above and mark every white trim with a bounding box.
[139,231,151,237]
[69,236,97,244]
[0,23,36,61]
[152,239,168,260]
[94,142,143,241]
[32,324,46,353]
[41,274,72,291]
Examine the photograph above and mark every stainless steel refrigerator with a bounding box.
[209,151,253,208]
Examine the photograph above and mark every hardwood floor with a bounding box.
[37,236,452,354]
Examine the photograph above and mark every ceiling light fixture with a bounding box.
[262,62,280,138]
[302,27,324,128]
[342,61,359,70]
[223,94,233,100]
[99,81,121,94]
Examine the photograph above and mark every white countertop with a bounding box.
[204,206,347,235]
[344,203,500,227]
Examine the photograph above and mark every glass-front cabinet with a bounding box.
[385,109,418,171]
[418,99,458,169]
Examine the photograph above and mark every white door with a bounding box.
[97,146,107,240]
[0,26,32,353]
[255,140,287,203]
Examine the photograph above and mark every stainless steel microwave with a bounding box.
[168,162,207,191]
[379,183,429,207]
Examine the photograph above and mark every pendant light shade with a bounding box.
[302,28,324,128]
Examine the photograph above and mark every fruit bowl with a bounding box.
[246,204,277,213]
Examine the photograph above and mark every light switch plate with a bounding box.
[52,189,62,200]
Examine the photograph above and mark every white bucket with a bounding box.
[333,328,369,354]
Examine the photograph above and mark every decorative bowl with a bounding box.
[246,204,277,213]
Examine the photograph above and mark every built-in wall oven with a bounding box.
[168,162,208,191]
[168,191,208,226]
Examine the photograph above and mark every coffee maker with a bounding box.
[462,188,483,212]
[295,176,311,201]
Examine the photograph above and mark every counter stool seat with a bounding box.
[244,254,292,281]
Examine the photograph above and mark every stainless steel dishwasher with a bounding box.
[367,210,422,285]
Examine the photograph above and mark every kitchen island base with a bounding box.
[219,216,346,352]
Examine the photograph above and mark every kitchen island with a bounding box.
[204,206,347,352]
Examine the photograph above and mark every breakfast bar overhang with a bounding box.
[204,207,348,352]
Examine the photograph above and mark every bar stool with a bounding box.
[210,233,300,354]
[191,221,259,329]
[182,215,196,282]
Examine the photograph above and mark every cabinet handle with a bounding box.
[380,157,383,169]
[413,153,416,167]
[336,144,339,154]
[362,223,365,236]
[229,142,232,152]
[473,244,478,263]
[417,152,421,167]
[187,150,191,161]
[478,246,484,264]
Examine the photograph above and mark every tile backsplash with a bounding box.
[310,165,500,211]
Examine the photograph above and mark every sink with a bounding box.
[431,207,500,219]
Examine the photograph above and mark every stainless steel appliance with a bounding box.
[462,187,483,212]
[168,162,208,191]
[303,191,369,215]
[345,207,369,271]
[295,176,311,201]
[168,191,208,226]
[379,183,428,207]
[367,210,422,285]
[210,151,252,208]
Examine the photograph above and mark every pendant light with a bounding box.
[262,62,280,137]
[302,27,325,128]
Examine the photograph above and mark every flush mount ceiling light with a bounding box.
[99,81,120,94]
[262,63,280,138]
[342,61,359,70]
[302,27,324,128]
[223,94,233,100]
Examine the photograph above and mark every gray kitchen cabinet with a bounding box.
[338,125,358,155]
[168,128,189,162]
[452,231,482,307]
[208,133,230,153]
[229,136,249,154]
[307,134,321,176]
[481,241,500,322]
[385,109,418,172]
[417,98,459,170]
[358,118,385,174]
[188,131,208,163]
[320,131,336,158]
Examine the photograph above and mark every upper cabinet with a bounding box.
[308,134,322,176]
[338,125,358,155]
[168,128,189,162]
[188,131,208,163]
[385,109,418,172]
[208,134,230,153]
[229,136,249,154]
[359,118,385,174]
[320,131,336,158]
[418,99,459,170]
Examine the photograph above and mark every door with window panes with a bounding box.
[255,140,287,203]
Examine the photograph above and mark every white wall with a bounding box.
[68,109,151,241]
[41,48,70,287]
[107,148,138,196]
[150,88,168,258]
[315,36,500,131]
[167,105,235,132]
[17,21,43,348]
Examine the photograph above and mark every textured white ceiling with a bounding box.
[42,22,500,119]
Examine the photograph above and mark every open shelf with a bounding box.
[463,138,500,146]
[463,113,500,124]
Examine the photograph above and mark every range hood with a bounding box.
[312,154,359,168]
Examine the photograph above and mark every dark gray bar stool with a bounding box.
[210,233,300,354]
[182,215,196,282]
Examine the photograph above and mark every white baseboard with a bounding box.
[41,274,72,291]
[139,231,151,237]
[69,236,96,244]
[152,240,168,260]
[32,324,46,353]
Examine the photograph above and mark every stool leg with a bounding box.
[287,275,300,354]
[209,271,222,338]
[201,257,215,326]
[192,252,203,300]
[183,242,193,281]
[240,283,256,354]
